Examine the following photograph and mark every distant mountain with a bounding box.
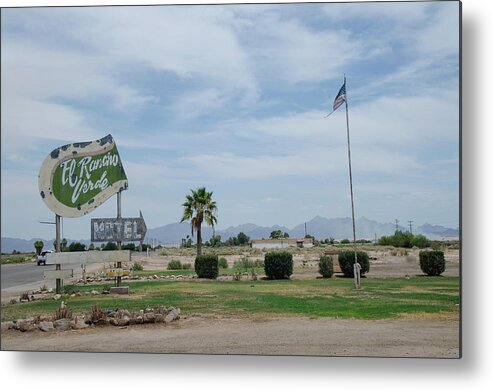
[145,216,459,244]
[414,224,460,239]
[1,217,459,253]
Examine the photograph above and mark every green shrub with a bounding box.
[182,263,192,270]
[318,256,334,278]
[338,251,370,278]
[131,262,143,271]
[419,250,446,276]
[68,241,86,252]
[378,231,414,248]
[264,251,293,280]
[218,257,228,269]
[411,234,431,248]
[167,260,183,270]
[195,254,219,279]
[63,285,80,295]
[102,242,117,251]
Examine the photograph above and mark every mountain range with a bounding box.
[1,216,459,254]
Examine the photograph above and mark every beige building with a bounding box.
[249,237,314,249]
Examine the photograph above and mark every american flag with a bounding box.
[325,80,346,117]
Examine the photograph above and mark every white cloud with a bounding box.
[67,6,259,100]
[215,92,458,149]
[243,12,364,84]
[184,144,421,180]
[321,2,431,25]
[172,89,229,120]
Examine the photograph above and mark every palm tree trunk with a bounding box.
[197,223,202,256]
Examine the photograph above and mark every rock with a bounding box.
[72,316,88,330]
[143,313,155,323]
[9,298,17,304]
[1,321,15,331]
[17,320,35,332]
[38,321,54,332]
[54,294,62,300]
[117,316,130,326]
[164,312,176,323]
[155,314,164,323]
[135,316,143,324]
[48,288,54,293]
[54,318,71,330]
[91,290,100,295]
[109,318,119,326]
[165,307,180,323]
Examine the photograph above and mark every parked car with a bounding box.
[37,250,54,266]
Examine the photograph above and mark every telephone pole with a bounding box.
[395,219,399,232]
[408,220,414,234]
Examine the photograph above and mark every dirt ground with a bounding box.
[1,314,459,358]
[1,248,460,357]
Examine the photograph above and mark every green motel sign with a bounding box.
[39,134,128,218]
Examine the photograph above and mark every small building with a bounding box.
[249,237,313,249]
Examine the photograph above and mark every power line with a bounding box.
[408,220,414,234]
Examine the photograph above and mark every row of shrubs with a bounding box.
[193,250,446,279]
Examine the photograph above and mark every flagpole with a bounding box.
[343,75,361,289]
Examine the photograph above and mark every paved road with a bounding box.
[1,262,87,299]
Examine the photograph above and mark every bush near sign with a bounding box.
[91,217,147,242]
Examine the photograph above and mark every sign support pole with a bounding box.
[55,214,62,294]
[116,190,122,287]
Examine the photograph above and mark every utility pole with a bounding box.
[395,219,399,232]
[408,220,414,235]
[304,222,307,237]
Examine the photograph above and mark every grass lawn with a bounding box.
[1,276,459,322]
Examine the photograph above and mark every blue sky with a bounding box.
[1,1,460,240]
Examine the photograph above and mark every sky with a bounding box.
[1,0,460,240]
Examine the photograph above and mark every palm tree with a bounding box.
[34,240,44,255]
[180,187,218,256]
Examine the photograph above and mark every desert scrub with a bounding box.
[132,262,144,271]
[167,260,183,270]
[218,257,228,269]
